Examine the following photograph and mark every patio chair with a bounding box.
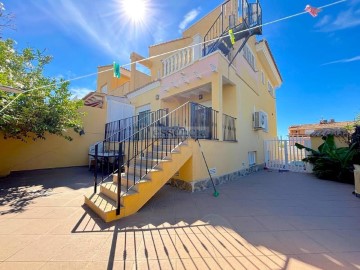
[88,141,104,169]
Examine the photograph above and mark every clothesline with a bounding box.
[0,0,347,114]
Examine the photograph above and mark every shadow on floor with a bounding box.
[0,167,93,215]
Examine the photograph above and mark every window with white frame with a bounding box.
[248,151,257,167]
[267,81,274,97]
[101,83,108,94]
[243,45,256,70]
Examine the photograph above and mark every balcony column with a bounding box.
[211,74,223,141]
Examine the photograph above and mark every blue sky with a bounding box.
[2,0,360,136]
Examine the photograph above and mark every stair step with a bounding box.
[100,182,137,202]
[86,193,117,213]
[101,182,137,195]
[125,164,161,175]
[113,173,151,185]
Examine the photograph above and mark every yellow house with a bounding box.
[84,0,283,222]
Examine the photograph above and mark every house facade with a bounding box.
[84,0,283,221]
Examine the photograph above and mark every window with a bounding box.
[267,81,274,97]
[263,111,269,132]
[248,151,257,167]
[101,84,108,94]
[261,71,265,85]
[243,45,256,70]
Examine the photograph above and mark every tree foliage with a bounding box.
[0,39,84,141]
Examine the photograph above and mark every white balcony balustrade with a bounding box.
[162,47,194,77]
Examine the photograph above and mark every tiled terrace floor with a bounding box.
[0,167,359,269]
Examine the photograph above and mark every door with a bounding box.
[190,103,212,139]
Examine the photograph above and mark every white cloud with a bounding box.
[70,87,93,99]
[178,7,201,32]
[322,55,360,66]
[153,24,167,44]
[316,1,360,31]
[315,15,331,28]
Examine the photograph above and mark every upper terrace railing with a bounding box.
[162,47,193,77]
[104,109,168,141]
[203,0,232,54]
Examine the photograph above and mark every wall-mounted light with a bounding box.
[199,94,203,100]
[155,94,159,100]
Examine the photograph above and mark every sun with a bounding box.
[121,0,147,23]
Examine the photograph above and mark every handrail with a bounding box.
[93,102,219,215]
[203,0,230,55]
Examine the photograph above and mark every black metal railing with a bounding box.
[242,0,262,34]
[203,0,231,56]
[203,0,262,57]
[104,109,168,141]
[223,113,237,141]
[92,102,219,215]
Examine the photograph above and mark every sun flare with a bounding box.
[121,0,147,23]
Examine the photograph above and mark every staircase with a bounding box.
[85,140,192,222]
[84,102,217,222]
[203,0,262,65]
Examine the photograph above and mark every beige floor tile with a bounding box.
[85,261,134,270]
[94,230,144,261]
[333,251,360,269]
[173,232,216,260]
[32,198,69,207]
[271,231,330,254]
[0,219,32,234]
[12,207,55,219]
[136,234,178,260]
[39,261,89,270]
[254,216,297,231]
[0,262,45,270]
[134,259,177,270]
[0,235,38,261]
[176,257,222,270]
[12,219,61,235]
[230,216,267,233]
[6,235,72,262]
[294,253,354,270]
[42,207,79,219]
[303,230,360,252]
[50,235,110,262]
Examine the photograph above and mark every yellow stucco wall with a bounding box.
[0,106,106,177]
[183,6,222,39]
[310,136,349,150]
[97,65,131,95]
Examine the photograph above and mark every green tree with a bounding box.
[0,39,84,141]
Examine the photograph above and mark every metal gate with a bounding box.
[264,137,312,172]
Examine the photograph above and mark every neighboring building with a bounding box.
[289,120,354,138]
[85,0,283,222]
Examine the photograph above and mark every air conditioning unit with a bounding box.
[253,111,267,130]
